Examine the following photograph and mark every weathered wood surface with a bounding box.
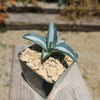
[4,1,100,31]
[5,13,100,31]
[5,2,64,13]
[5,1,100,14]
[9,45,93,100]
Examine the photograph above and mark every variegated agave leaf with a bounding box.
[52,43,78,61]
[42,49,52,59]
[44,33,47,39]
[45,33,65,45]
[56,38,66,44]
[23,33,47,51]
[47,21,57,49]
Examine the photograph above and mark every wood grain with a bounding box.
[9,45,93,100]
[5,13,100,31]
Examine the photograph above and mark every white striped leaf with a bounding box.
[23,33,47,51]
[56,38,66,45]
[47,21,57,49]
[52,43,78,61]
[42,49,52,59]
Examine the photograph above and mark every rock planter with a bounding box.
[18,21,78,98]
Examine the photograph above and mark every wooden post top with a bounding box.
[9,45,93,100]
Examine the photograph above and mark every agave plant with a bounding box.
[23,21,78,61]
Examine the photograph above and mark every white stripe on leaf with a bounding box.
[24,33,47,51]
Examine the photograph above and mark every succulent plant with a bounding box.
[23,21,78,61]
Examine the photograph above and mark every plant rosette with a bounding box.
[18,21,78,98]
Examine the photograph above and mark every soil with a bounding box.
[20,46,73,83]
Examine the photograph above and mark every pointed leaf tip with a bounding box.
[50,21,54,25]
[56,38,66,44]
[47,21,57,49]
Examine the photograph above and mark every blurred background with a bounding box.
[0,0,100,100]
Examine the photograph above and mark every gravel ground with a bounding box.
[0,30,100,100]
